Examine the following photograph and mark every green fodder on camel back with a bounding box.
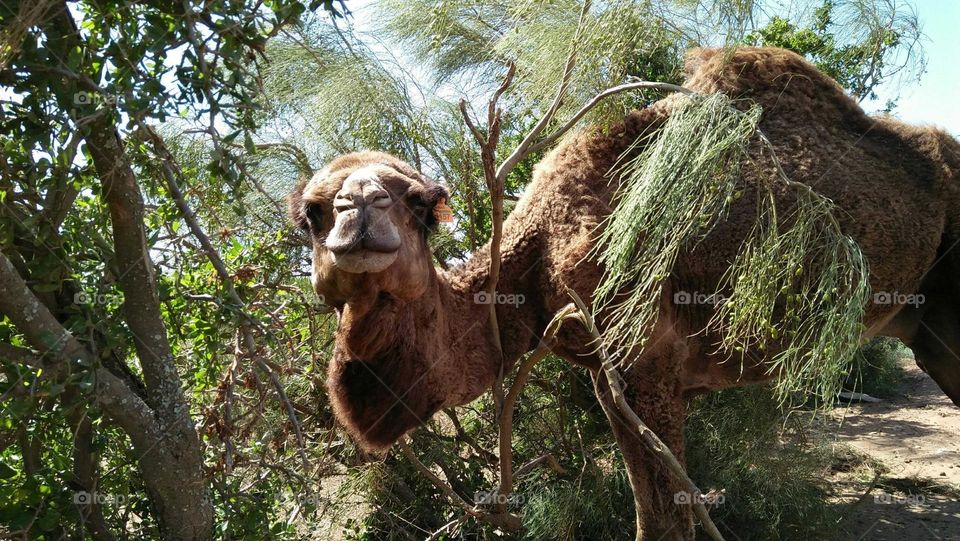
[593,92,870,406]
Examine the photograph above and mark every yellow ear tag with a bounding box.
[433,197,454,223]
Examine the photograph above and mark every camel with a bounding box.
[288,47,960,540]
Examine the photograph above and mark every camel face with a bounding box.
[325,165,404,273]
[289,151,448,306]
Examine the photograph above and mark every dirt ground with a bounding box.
[823,358,960,540]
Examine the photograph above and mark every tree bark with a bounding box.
[26,4,216,537]
[0,251,213,540]
[78,123,214,541]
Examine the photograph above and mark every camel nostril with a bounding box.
[370,191,392,208]
[334,193,358,211]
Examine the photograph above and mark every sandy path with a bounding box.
[824,359,960,540]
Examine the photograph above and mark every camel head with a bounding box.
[289,151,449,307]
[290,151,454,452]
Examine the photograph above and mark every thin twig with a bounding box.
[397,438,522,532]
[425,516,465,541]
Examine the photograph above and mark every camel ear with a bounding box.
[288,179,309,232]
[415,183,451,231]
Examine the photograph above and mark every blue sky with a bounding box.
[866,0,959,135]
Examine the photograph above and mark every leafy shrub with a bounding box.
[844,337,907,398]
[686,386,841,540]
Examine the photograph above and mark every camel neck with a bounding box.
[437,217,548,384]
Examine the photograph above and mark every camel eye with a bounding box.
[304,203,327,233]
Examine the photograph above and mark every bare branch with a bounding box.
[495,0,592,184]
[529,80,694,155]
[426,516,466,541]
[398,438,522,532]
[486,62,517,131]
[142,125,242,302]
[458,98,487,148]
[244,329,312,471]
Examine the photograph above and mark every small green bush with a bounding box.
[521,456,634,541]
[845,337,907,398]
[686,386,841,540]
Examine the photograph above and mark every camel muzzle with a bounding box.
[324,175,402,273]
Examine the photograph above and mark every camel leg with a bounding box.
[893,264,960,407]
[591,360,693,541]
[912,300,960,407]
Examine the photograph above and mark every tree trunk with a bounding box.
[30,5,216,537]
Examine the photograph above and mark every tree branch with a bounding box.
[458,99,487,148]
[565,288,725,541]
[528,80,693,155]
[142,125,311,471]
[69,389,118,541]
[398,438,522,532]
[0,251,161,450]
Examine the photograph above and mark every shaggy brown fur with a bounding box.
[290,47,960,539]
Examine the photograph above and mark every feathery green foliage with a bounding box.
[594,92,762,357]
[520,456,634,540]
[715,186,870,405]
[594,91,870,406]
[380,0,685,127]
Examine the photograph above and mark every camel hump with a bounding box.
[682,46,870,131]
[682,47,721,78]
